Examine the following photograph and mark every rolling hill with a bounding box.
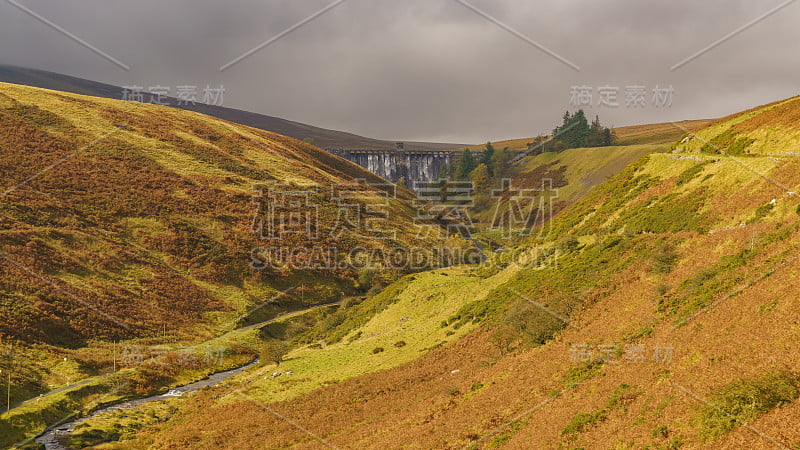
[93,97,800,449]
[0,65,465,151]
[467,119,714,234]
[0,80,442,345]
[0,81,457,445]
[461,119,713,153]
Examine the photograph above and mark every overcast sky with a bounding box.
[1,0,798,144]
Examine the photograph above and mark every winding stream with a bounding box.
[31,302,340,448]
[35,359,259,449]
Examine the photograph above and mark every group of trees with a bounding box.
[528,110,617,155]
[551,110,616,150]
[450,110,616,184]
[450,142,513,190]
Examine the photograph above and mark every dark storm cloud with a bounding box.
[1,0,798,143]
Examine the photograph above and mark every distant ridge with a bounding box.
[459,119,714,153]
[0,65,466,151]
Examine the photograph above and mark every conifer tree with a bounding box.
[480,142,495,174]
[457,149,477,179]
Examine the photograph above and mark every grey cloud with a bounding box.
[0,0,798,143]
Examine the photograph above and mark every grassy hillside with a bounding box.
[467,119,713,234]
[674,96,800,157]
[104,98,800,448]
[0,80,452,442]
[0,65,465,150]
[468,122,712,234]
[613,120,714,145]
[461,119,712,153]
[472,143,664,230]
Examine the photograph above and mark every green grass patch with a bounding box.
[747,203,774,224]
[695,372,800,441]
[563,362,603,384]
[660,225,795,322]
[562,384,638,437]
[231,267,516,405]
[676,161,710,185]
[562,411,606,436]
[699,128,755,156]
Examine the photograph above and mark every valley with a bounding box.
[1,80,799,449]
[93,96,800,449]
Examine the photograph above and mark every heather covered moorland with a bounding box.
[9,91,797,449]
[2,2,800,445]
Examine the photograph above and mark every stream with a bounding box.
[34,359,260,449]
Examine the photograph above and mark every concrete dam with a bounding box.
[326,144,463,185]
